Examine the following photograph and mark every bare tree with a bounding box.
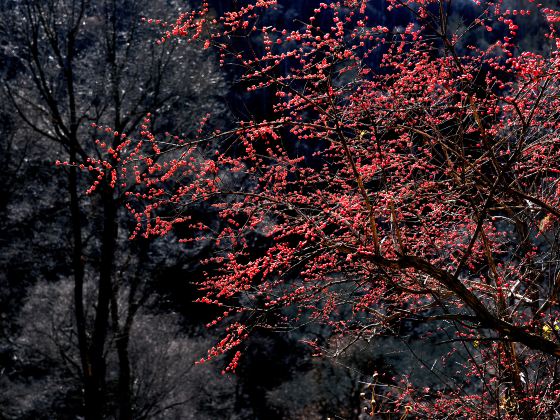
[1,278,237,419]
[0,0,228,417]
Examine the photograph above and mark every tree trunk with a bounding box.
[115,330,133,420]
[69,149,104,420]
[88,185,118,418]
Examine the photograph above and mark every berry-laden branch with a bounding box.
[75,0,560,417]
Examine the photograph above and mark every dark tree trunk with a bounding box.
[69,148,105,420]
[115,329,133,420]
[88,186,118,418]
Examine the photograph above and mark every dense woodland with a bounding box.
[2,0,560,419]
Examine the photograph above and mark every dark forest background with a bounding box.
[0,0,549,419]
